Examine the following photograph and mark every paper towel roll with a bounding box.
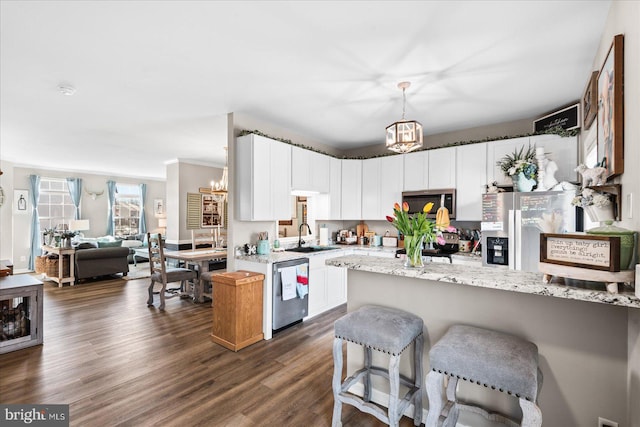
[319,228,329,246]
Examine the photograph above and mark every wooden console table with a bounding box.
[41,245,76,287]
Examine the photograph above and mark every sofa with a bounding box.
[75,246,130,280]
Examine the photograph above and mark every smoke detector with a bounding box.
[58,84,76,96]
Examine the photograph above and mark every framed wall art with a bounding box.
[582,71,598,129]
[153,199,164,217]
[14,189,29,214]
[597,34,624,179]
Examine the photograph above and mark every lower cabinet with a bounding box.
[308,254,347,318]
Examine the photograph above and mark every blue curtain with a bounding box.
[28,175,41,271]
[106,180,116,235]
[139,183,147,234]
[66,177,82,220]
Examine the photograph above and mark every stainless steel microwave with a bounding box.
[401,189,456,219]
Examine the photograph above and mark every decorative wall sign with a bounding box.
[14,189,29,214]
[533,103,580,132]
[597,34,624,179]
[540,233,621,272]
[582,71,598,129]
[153,199,164,217]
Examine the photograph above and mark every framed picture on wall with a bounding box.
[597,34,624,179]
[201,195,222,228]
[14,189,29,214]
[153,199,164,217]
[582,71,598,129]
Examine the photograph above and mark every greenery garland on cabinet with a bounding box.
[237,125,579,160]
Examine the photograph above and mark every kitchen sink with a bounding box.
[286,246,338,253]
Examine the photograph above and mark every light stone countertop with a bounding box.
[234,245,398,264]
[325,255,640,309]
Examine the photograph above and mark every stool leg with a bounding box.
[363,347,372,402]
[332,337,344,427]
[519,398,542,427]
[413,334,424,426]
[425,371,445,427]
[388,354,401,427]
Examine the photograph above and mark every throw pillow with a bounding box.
[121,240,143,248]
[97,240,123,248]
[76,242,98,250]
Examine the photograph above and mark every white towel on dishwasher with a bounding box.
[281,266,297,301]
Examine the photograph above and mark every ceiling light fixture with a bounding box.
[58,84,76,96]
[209,147,228,203]
[385,81,423,154]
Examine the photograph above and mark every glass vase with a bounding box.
[403,234,425,268]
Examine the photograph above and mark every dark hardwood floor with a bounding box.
[0,275,417,426]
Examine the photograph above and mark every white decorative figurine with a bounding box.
[575,164,607,186]
[535,147,558,191]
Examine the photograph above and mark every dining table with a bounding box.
[162,248,227,303]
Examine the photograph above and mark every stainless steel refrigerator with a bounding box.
[481,191,582,272]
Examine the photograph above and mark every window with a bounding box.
[38,178,75,231]
[113,183,141,237]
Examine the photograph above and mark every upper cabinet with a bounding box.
[316,157,342,220]
[487,135,578,186]
[456,143,487,221]
[486,137,532,186]
[362,156,404,220]
[291,146,330,193]
[403,151,429,191]
[403,147,456,191]
[236,134,292,221]
[529,134,578,183]
[341,159,362,220]
[428,146,456,189]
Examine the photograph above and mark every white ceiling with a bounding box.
[0,1,611,180]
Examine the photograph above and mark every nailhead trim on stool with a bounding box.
[425,325,543,427]
[332,305,424,427]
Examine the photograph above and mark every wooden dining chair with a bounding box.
[191,229,215,250]
[146,233,198,310]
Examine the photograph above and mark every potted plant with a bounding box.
[571,188,614,223]
[497,144,538,191]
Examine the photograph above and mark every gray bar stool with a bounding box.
[332,305,424,427]
[425,325,543,427]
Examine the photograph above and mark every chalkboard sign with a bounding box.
[540,233,621,272]
[533,103,580,132]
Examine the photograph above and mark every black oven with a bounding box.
[401,189,456,219]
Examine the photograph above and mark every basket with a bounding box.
[35,256,46,274]
[42,256,70,278]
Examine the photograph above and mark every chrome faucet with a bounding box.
[298,222,312,247]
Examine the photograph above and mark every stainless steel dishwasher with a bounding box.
[272,258,309,332]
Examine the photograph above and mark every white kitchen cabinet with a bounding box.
[308,262,328,318]
[362,156,404,219]
[403,150,429,191]
[486,137,531,186]
[486,135,578,187]
[326,266,347,308]
[428,146,456,189]
[456,143,487,220]
[236,133,292,221]
[341,159,362,220]
[529,134,578,183]
[291,146,330,193]
[308,253,346,318]
[316,157,342,220]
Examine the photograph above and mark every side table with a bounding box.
[41,245,76,287]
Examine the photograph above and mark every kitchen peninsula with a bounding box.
[326,255,639,426]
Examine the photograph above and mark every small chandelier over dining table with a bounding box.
[209,147,228,202]
[385,81,423,154]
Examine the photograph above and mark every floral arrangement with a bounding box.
[387,202,436,267]
[497,144,537,179]
[386,202,436,241]
[571,188,611,208]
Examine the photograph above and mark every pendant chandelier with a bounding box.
[209,147,228,203]
[385,81,423,154]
